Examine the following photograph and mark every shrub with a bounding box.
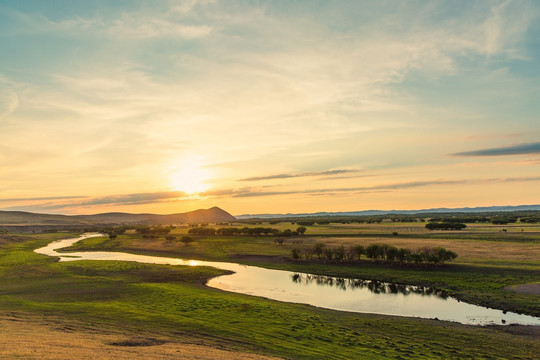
[180,235,194,245]
[425,222,466,230]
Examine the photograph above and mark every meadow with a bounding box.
[1,221,539,359]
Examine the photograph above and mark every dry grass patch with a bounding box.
[0,314,282,360]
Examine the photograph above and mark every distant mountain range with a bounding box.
[235,204,540,219]
[0,206,236,227]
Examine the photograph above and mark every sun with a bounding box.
[170,160,211,195]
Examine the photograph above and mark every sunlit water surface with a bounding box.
[35,233,540,326]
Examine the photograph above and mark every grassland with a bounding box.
[1,222,539,359]
[64,221,540,316]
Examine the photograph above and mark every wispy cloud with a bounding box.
[205,180,466,198]
[2,191,188,212]
[238,169,361,182]
[105,15,213,39]
[451,142,540,157]
[1,1,539,214]
[5,174,540,213]
[0,5,213,39]
[0,195,86,203]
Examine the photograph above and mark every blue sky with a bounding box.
[1,0,539,215]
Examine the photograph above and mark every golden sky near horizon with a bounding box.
[1,1,540,215]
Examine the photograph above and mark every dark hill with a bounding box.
[0,207,235,226]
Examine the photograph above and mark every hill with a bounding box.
[0,207,236,227]
[235,204,540,219]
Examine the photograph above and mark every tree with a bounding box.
[333,246,346,262]
[425,222,466,230]
[181,235,194,246]
[323,247,334,262]
[312,243,325,259]
[366,244,382,260]
[396,248,411,263]
[296,226,307,235]
[345,246,356,262]
[385,245,399,262]
[353,245,364,260]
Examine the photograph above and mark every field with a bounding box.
[1,221,539,359]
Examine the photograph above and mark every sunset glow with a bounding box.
[1,1,539,215]
[170,160,211,195]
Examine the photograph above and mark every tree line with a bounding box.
[187,226,307,236]
[291,243,457,266]
[425,222,467,230]
[238,210,540,225]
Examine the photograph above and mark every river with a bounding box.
[34,233,540,326]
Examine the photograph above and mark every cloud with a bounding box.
[0,88,18,119]
[106,15,213,39]
[1,191,189,212]
[487,175,540,183]
[0,195,86,203]
[5,174,540,213]
[209,176,540,199]
[238,169,361,181]
[451,142,540,157]
[1,1,539,214]
[205,179,466,198]
[0,5,213,39]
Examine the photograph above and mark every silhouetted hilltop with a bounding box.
[0,207,235,226]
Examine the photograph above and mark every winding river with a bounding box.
[35,233,540,326]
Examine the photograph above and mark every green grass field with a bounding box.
[63,221,540,316]
[1,223,539,359]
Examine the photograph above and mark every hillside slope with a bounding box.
[0,207,235,226]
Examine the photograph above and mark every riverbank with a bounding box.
[62,226,540,317]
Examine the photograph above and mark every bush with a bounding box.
[425,222,466,230]
[297,221,315,226]
[180,235,194,245]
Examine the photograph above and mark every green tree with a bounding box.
[312,243,325,259]
[333,246,345,262]
[296,226,307,235]
[353,245,364,260]
[181,235,194,246]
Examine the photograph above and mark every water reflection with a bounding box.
[291,273,449,298]
[35,234,540,326]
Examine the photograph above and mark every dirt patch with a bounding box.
[0,314,282,360]
[504,283,540,295]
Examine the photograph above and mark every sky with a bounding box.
[1,0,540,216]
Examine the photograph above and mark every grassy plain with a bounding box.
[1,222,539,359]
[65,221,540,316]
